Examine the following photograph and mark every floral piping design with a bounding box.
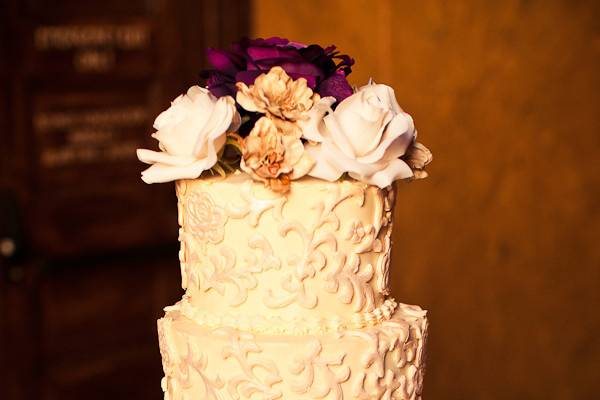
[186,191,228,252]
[214,327,283,399]
[289,339,350,400]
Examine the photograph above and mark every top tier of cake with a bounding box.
[173,172,398,334]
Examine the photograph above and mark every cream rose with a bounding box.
[136,86,240,183]
[300,81,430,188]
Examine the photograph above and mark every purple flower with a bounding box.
[202,37,355,104]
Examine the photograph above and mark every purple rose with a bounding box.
[201,37,355,104]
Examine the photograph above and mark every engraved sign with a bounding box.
[34,105,147,168]
[34,23,150,50]
[26,21,154,76]
[33,23,151,73]
[3,0,250,257]
[31,86,153,189]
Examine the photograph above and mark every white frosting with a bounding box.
[176,173,396,323]
[159,303,427,400]
[157,172,428,399]
[165,297,399,335]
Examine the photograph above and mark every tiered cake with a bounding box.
[158,174,428,399]
[137,37,432,399]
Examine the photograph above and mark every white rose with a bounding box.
[136,86,240,183]
[300,81,420,188]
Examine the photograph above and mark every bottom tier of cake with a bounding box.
[157,303,428,400]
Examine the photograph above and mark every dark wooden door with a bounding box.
[0,1,249,398]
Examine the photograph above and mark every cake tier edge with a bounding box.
[176,174,397,322]
[157,303,428,400]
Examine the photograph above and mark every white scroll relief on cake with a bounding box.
[178,228,190,290]
[385,313,428,399]
[175,180,188,226]
[243,233,281,272]
[288,339,350,400]
[213,327,283,400]
[382,185,396,227]
[369,185,395,295]
[344,221,383,254]
[158,320,225,400]
[157,318,175,379]
[263,182,369,310]
[176,182,189,290]
[261,219,334,309]
[375,228,393,295]
[225,180,287,227]
[325,253,376,312]
[342,316,426,400]
[183,230,283,305]
[158,302,428,400]
[178,176,396,314]
[384,319,427,399]
[309,181,367,233]
[344,325,407,399]
[201,247,257,307]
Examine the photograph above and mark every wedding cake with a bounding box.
[137,37,432,400]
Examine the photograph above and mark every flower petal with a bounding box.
[349,158,413,188]
[140,158,216,184]
[403,141,433,170]
[200,96,237,141]
[206,73,237,98]
[318,74,353,102]
[289,152,315,179]
[236,82,261,113]
[152,87,216,157]
[298,96,336,142]
[356,112,415,164]
[323,111,360,158]
[207,48,245,77]
[247,46,303,63]
[235,67,318,121]
[304,144,345,182]
[136,149,197,166]
[359,81,402,114]
[235,70,264,85]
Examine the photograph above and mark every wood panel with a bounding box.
[0,1,250,398]
[37,252,180,400]
[252,0,600,398]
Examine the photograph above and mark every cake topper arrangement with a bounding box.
[137,37,432,192]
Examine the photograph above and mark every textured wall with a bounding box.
[252,1,600,398]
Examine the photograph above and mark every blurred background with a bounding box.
[0,0,598,399]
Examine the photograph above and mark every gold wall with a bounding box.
[253,1,599,398]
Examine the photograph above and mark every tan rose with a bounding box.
[236,66,320,121]
[240,117,314,192]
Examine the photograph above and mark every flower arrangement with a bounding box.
[137,37,432,192]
